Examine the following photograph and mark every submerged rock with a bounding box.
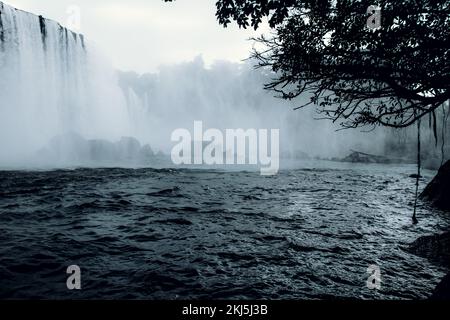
[420,160,450,211]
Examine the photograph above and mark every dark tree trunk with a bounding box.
[420,160,450,211]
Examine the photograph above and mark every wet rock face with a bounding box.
[0,4,4,44]
[407,232,450,300]
[407,232,450,267]
[420,160,450,211]
[431,273,450,300]
[410,160,450,299]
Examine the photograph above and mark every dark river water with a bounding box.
[0,162,449,299]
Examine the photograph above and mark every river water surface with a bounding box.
[0,161,449,299]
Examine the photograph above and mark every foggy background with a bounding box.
[0,0,447,168]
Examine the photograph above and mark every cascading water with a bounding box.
[1,2,426,168]
[0,2,133,165]
[118,58,393,158]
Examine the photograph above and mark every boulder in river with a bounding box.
[407,231,450,300]
[431,273,450,300]
[407,232,450,266]
[338,150,414,164]
[420,160,450,211]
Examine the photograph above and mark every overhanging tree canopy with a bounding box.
[166,0,450,129]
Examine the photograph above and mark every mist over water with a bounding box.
[0,2,132,166]
[119,57,391,158]
[2,1,450,302]
[0,1,417,168]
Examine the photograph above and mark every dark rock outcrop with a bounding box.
[341,150,390,163]
[407,232,450,300]
[409,159,450,299]
[407,232,450,267]
[431,272,450,300]
[420,160,450,211]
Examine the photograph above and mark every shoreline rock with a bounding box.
[407,232,450,267]
[431,273,450,300]
[335,150,415,164]
[407,231,450,300]
[420,160,450,210]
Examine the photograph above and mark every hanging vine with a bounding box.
[441,101,450,167]
[412,101,449,224]
[412,117,421,225]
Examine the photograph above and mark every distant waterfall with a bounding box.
[0,2,133,163]
[0,2,400,167]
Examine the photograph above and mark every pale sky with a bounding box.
[5,0,268,72]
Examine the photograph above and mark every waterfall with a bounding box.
[0,2,408,167]
[0,2,133,165]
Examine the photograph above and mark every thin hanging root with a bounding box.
[412,118,421,224]
[441,101,449,167]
